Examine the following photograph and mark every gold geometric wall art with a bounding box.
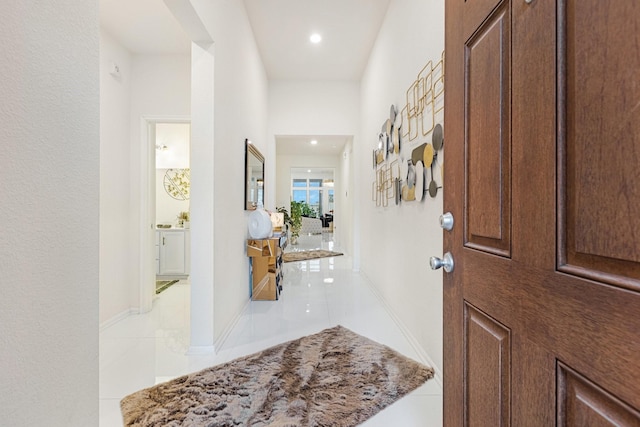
[401,51,445,143]
[371,159,399,207]
[371,51,444,207]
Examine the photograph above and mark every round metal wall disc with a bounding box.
[429,179,438,198]
[432,123,444,151]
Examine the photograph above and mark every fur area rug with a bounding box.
[120,325,434,426]
[282,250,343,263]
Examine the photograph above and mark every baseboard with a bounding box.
[99,308,138,332]
[363,272,443,388]
[186,345,216,356]
[213,298,251,352]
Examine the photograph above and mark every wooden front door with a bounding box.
[443,0,640,424]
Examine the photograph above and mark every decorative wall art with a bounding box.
[371,51,445,207]
[401,51,445,142]
[164,168,191,200]
[372,159,400,207]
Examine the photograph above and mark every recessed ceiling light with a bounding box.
[307,169,311,173]
[310,140,318,145]
[310,33,322,44]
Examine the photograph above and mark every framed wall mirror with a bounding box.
[245,139,265,210]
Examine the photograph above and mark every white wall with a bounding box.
[269,81,360,254]
[191,0,269,343]
[269,81,360,138]
[155,122,190,169]
[100,30,135,325]
[189,41,216,349]
[0,2,99,424]
[358,0,445,375]
[339,139,354,257]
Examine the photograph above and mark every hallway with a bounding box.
[99,234,442,426]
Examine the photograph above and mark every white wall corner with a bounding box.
[163,0,212,43]
[213,298,251,351]
[362,271,443,387]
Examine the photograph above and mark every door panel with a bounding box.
[465,303,511,426]
[558,363,640,426]
[514,270,640,410]
[465,1,512,257]
[559,0,640,289]
[463,0,504,41]
[444,0,640,425]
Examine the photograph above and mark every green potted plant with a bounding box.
[276,202,304,244]
[300,202,317,218]
[289,201,303,244]
[276,206,291,230]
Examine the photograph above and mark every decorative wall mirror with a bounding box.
[245,139,265,210]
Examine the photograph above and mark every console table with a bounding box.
[246,233,287,300]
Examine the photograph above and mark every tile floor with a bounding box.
[99,233,443,426]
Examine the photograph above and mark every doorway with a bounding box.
[139,117,190,313]
[155,123,191,295]
[274,135,353,254]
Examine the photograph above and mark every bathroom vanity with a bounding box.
[155,228,190,276]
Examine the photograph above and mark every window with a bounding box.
[291,178,323,216]
[328,189,334,212]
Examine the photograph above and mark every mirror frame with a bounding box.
[244,139,265,210]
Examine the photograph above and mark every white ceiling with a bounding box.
[276,135,351,156]
[100,0,192,54]
[243,0,390,81]
[99,0,387,155]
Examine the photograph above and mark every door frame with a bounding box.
[139,115,191,313]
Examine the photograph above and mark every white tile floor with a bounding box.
[99,233,443,426]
